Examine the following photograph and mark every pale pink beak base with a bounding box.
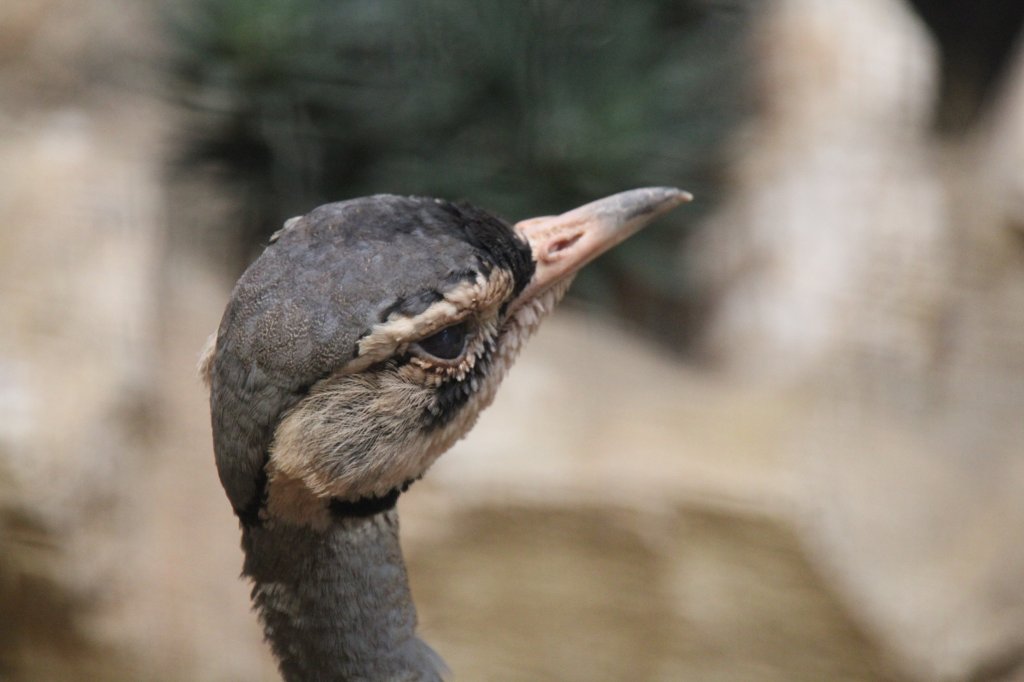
[511,187,692,310]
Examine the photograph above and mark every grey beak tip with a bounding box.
[616,186,693,222]
[650,186,694,205]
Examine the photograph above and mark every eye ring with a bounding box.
[411,321,470,362]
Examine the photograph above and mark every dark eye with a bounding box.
[414,322,468,360]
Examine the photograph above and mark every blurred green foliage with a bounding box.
[167,0,751,345]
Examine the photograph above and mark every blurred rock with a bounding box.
[689,0,946,384]
[686,0,1024,679]
[0,105,162,678]
[0,1,273,679]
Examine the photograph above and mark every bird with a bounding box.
[201,187,690,681]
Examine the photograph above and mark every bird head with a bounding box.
[203,188,689,528]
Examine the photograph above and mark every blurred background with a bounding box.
[2,0,1024,680]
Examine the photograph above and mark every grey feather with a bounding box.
[245,511,448,682]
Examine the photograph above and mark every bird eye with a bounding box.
[413,322,468,361]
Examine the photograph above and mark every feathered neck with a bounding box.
[242,509,446,681]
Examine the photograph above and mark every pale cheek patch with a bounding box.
[269,371,428,501]
[266,366,500,511]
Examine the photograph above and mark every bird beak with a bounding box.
[510,187,692,311]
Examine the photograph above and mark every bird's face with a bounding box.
[204,189,689,528]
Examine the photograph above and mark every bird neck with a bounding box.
[241,509,445,681]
